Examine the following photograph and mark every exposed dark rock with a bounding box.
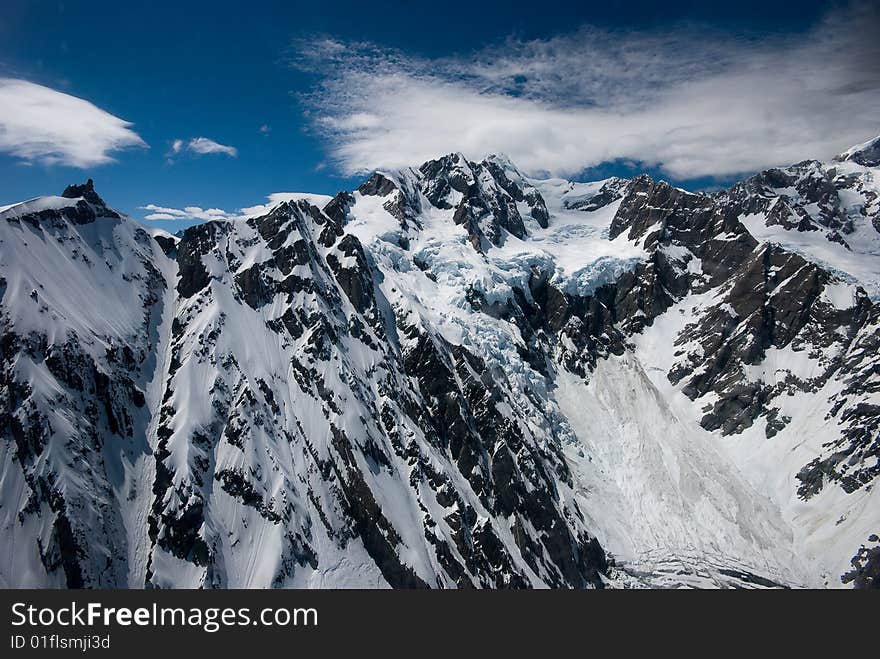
[835,136,880,168]
[5,143,879,591]
[153,234,178,256]
[61,179,110,208]
[323,191,354,226]
[176,221,226,297]
[358,173,398,197]
[841,537,880,589]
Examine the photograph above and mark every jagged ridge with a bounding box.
[1,138,878,588]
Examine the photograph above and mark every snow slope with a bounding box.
[2,142,879,589]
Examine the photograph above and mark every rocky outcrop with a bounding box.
[2,142,879,590]
[1,187,166,587]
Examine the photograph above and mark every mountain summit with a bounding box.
[835,135,880,168]
[1,142,878,589]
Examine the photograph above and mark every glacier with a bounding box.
[1,141,878,589]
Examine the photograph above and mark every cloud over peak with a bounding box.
[0,78,146,168]
[141,203,235,222]
[295,2,880,180]
[141,192,332,224]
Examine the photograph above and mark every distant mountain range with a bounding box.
[1,137,878,588]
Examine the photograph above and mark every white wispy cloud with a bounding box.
[168,137,238,158]
[295,2,880,180]
[141,192,332,223]
[141,203,235,222]
[0,78,146,167]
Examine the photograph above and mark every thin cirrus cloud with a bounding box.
[0,78,146,168]
[168,137,238,159]
[294,2,880,181]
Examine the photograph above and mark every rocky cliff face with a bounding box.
[1,139,878,588]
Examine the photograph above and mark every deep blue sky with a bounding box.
[0,0,844,228]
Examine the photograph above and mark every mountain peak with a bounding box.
[61,178,109,207]
[834,135,880,167]
[3,141,880,590]
[482,152,517,169]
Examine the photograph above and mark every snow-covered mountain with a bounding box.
[1,139,878,589]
